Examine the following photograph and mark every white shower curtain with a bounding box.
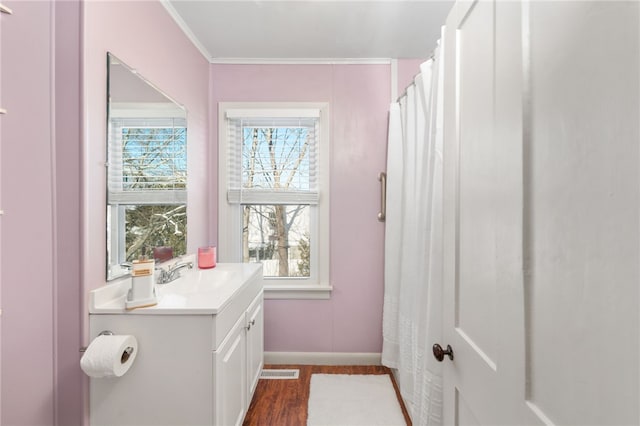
[382,34,445,425]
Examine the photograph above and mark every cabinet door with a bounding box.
[245,293,263,401]
[214,315,246,426]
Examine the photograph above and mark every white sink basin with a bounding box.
[157,268,234,295]
[89,263,262,315]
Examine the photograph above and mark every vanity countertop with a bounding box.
[90,263,263,315]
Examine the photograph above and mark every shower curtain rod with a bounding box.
[395,52,436,102]
[396,84,413,102]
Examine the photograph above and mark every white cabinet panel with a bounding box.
[90,315,214,426]
[214,315,247,426]
[245,294,263,401]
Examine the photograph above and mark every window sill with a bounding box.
[264,284,333,300]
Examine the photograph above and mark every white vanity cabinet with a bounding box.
[88,263,263,426]
[213,292,263,426]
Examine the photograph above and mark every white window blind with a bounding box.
[226,111,320,205]
[108,117,187,205]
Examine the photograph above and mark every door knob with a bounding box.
[433,343,454,362]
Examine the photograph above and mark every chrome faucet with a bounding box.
[156,261,193,284]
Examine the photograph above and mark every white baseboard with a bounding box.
[264,352,382,366]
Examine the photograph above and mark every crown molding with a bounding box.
[160,0,212,62]
[161,1,396,66]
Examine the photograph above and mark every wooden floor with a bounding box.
[243,365,412,426]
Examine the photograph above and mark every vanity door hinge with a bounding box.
[0,3,13,14]
[0,108,7,115]
[0,209,4,216]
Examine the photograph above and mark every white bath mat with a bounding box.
[307,374,406,426]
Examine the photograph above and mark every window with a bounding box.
[219,103,331,299]
[107,116,187,272]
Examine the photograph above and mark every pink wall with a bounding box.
[397,58,425,95]
[54,2,83,425]
[82,1,210,300]
[1,1,83,424]
[211,64,390,352]
[1,3,55,424]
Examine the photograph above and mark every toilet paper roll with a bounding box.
[80,334,138,378]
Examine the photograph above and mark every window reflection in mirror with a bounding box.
[106,53,187,280]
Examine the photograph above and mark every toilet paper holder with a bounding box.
[79,330,115,353]
[94,331,135,363]
[79,330,135,364]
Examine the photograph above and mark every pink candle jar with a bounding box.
[198,246,216,269]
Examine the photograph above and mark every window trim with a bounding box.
[218,102,331,299]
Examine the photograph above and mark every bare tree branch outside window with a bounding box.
[120,126,187,261]
[242,126,311,277]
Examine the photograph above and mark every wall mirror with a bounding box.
[106,52,187,281]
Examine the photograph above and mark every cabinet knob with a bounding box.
[246,319,256,331]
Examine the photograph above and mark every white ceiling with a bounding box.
[164,1,454,62]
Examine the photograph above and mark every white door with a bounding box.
[441,1,639,424]
[441,1,535,423]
